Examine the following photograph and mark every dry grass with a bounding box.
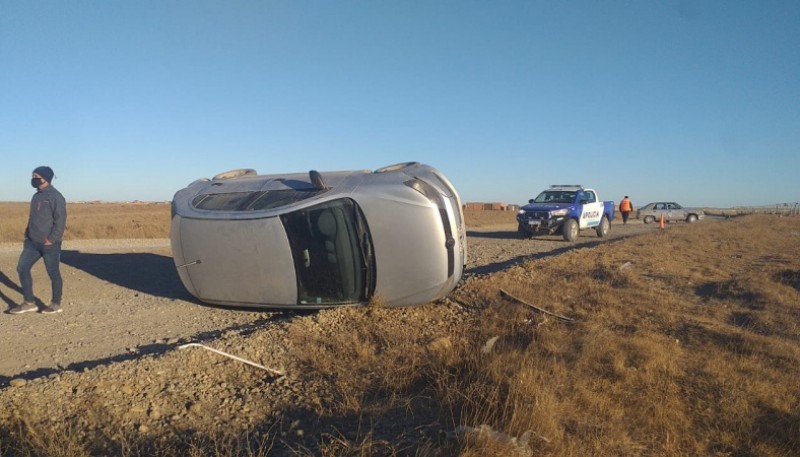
[2,209,798,456]
[0,204,512,242]
[0,202,171,242]
[287,214,800,456]
[0,204,510,242]
[464,209,517,228]
[0,419,274,457]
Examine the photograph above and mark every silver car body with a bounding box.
[170,162,466,309]
[636,202,705,223]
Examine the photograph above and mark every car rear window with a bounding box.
[192,189,327,211]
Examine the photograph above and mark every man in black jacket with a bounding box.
[10,166,67,315]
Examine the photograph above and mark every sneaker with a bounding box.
[9,302,38,314]
[40,303,62,314]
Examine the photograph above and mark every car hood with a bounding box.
[358,197,456,306]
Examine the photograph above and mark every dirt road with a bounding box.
[0,219,656,382]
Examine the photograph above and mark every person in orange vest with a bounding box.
[619,196,633,225]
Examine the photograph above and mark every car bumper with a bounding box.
[517,215,566,234]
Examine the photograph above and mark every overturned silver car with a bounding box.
[170,162,466,309]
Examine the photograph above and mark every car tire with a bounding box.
[643,215,655,224]
[562,219,579,242]
[687,214,698,223]
[595,216,610,237]
[374,162,419,173]
[212,168,257,180]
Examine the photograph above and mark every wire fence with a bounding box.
[704,203,800,217]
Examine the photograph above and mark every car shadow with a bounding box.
[60,250,192,301]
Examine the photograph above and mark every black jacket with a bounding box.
[26,185,67,244]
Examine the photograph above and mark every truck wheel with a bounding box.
[687,214,698,223]
[643,215,655,224]
[595,216,610,237]
[562,219,579,242]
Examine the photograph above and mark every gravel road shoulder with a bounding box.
[0,219,658,382]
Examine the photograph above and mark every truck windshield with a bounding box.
[280,198,374,306]
[533,191,576,204]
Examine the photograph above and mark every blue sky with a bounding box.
[1,1,798,207]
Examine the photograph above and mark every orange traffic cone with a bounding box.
[659,214,665,230]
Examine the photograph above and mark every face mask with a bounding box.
[31,178,42,188]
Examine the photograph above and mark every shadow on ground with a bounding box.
[61,250,191,300]
[0,271,22,309]
[464,232,651,277]
[466,230,524,239]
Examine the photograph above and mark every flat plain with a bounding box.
[0,203,797,457]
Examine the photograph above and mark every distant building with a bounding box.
[464,202,517,211]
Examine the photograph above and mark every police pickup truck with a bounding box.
[516,185,615,241]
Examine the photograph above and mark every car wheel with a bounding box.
[643,215,655,224]
[374,162,419,173]
[518,224,533,239]
[687,214,698,223]
[562,219,579,242]
[212,168,257,180]
[595,216,610,237]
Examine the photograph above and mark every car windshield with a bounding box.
[533,190,576,204]
[280,198,374,305]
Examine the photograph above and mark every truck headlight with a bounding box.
[550,208,568,217]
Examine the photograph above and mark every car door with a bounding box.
[578,190,604,229]
[670,203,686,221]
[666,203,683,221]
[652,203,667,221]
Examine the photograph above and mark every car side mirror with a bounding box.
[528,199,534,204]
